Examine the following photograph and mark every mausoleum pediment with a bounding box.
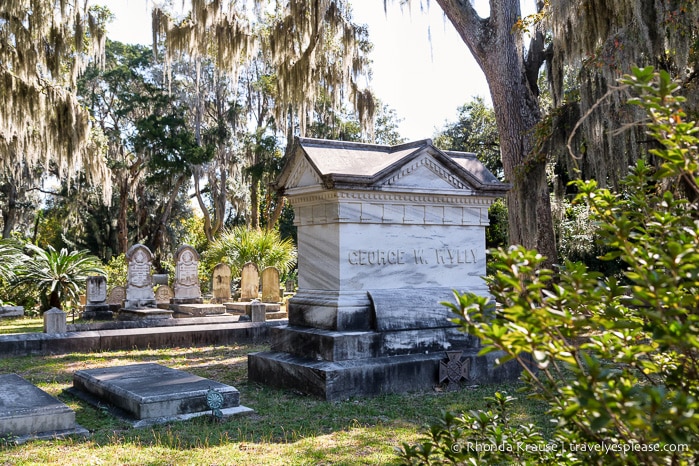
[276,137,509,196]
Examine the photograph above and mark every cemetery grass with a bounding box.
[0,316,44,334]
[0,345,550,465]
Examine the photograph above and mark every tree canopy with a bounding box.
[0,1,111,196]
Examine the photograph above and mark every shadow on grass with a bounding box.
[0,344,551,465]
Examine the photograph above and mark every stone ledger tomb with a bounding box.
[0,374,88,443]
[70,363,252,427]
[248,137,521,400]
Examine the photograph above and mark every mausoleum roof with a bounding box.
[277,137,510,195]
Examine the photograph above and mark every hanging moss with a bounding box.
[547,0,699,189]
[151,0,375,139]
[0,0,111,200]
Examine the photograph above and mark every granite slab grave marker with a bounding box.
[172,245,202,304]
[70,363,252,427]
[249,137,520,400]
[211,263,232,304]
[261,267,281,303]
[239,262,259,301]
[82,275,112,320]
[0,374,88,443]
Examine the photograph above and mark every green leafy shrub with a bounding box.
[398,67,699,465]
[14,244,105,313]
[104,253,127,288]
[203,226,297,277]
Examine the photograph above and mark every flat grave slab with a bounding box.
[170,303,226,317]
[70,363,252,427]
[117,308,173,321]
[0,374,88,443]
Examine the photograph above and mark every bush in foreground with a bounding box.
[398,67,699,465]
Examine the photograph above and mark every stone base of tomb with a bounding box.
[224,302,281,313]
[0,374,89,443]
[0,306,24,318]
[248,288,522,400]
[81,304,113,321]
[248,331,521,401]
[117,308,173,321]
[222,301,287,321]
[69,363,253,427]
[170,303,226,318]
[122,299,157,310]
[170,297,204,305]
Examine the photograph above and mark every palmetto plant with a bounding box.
[0,239,24,305]
[0,239,23,283]
[15,244,105,312]
[204,226,297,277]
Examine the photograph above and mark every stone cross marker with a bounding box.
[212,263,232,303]
[239,262,259,301]
[172,245,202,304]
[261,267,281,303]
[124,244,157,309]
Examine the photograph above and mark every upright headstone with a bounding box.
[249,137,519,400]
[261,267,281,303]
[211,263,232,304]
[82,275,112,320]
[43,307,67,333]
[171,245,203,305]
[122,244,157,310]
[106,286,126,313]
[155,285,174,309]
[239,262,259,301]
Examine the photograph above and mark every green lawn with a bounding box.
[0,344,549,465]
[0,316,44,335]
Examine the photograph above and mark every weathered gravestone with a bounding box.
[0,305,24,318]
[211,263,232,304]
[172,245,202,305]
[261,267,281,303]
[169,245,225,317]
[249,137,521,400]
[239,262,259,301]
[106,286,126,313]
[154,285,174,309]
[225,262,282,318]
[120,244,172,320]
[44,307,66,333]
[82,275,112,320]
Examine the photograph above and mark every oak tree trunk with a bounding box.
[435,0,556,265]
